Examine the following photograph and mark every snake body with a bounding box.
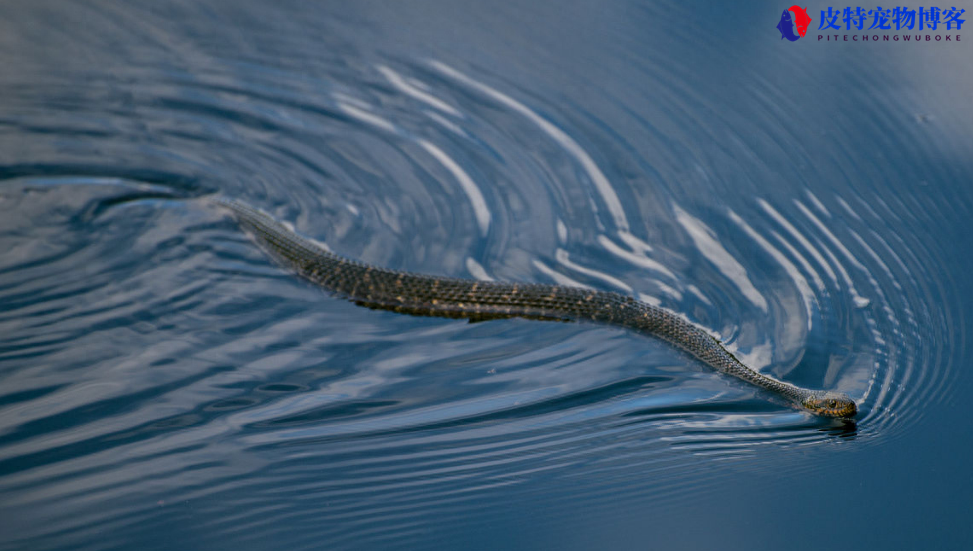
[213,197,857,418]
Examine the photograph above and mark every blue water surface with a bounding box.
[1,1,971,550]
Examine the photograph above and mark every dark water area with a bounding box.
[1,1,971,549]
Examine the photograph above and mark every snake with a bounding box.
[212,197,857,418]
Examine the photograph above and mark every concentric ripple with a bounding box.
[0,1,970,550]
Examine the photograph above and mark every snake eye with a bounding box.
[828,400,837,408]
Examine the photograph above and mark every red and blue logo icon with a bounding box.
[777,6,813,40]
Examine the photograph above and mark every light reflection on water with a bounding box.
[0,0,971,549]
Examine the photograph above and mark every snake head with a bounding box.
[801,391,857,418]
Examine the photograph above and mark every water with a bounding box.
[1,1,971,549]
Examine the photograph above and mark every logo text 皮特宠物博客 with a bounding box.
[777,6,965,42]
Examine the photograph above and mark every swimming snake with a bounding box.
[213,197,857,418]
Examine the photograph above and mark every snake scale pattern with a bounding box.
[213,197,857,418]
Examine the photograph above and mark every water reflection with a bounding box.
[0,0,969,549]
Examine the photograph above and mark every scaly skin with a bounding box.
[213,197,857,419]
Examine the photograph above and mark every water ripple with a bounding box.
[0,1,968,549]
